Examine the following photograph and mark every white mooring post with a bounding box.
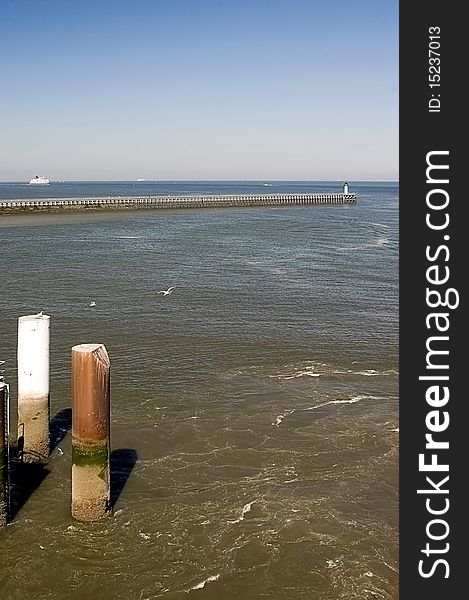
[17,313,50,462]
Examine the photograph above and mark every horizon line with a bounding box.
[0,178,400,183]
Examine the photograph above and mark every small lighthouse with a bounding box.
[343,181,349,194]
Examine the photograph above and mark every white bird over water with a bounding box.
[157,287,174,296]
[89,301,96,307]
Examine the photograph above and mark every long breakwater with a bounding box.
[0,192,356,214]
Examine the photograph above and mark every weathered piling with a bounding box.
[1,382,8,526]
[17,313,50,462]
[71,344,110,521]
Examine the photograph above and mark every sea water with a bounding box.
[0,182,398,599]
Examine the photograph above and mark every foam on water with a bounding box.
[188,574,221,591]
[267,361,399,381]
[227,500,256,523]
[337,236,390,251]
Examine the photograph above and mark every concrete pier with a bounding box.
[0,192,357,215]
[71,344,111,522]
[17,314,50,462]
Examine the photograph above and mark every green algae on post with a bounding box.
[72,441,109,467]
[71,344,111,522]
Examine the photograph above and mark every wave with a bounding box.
[227,500,256,523]
[306,399,361,409]
[337,237,390,251]
[269,364,321,380]
[188,574,220,591]
[273,409,296,427]
[305,395,389,410]
[362,221,390,229]
[273,394,393,426]
[350,369,398,377]
[268,362,398,381]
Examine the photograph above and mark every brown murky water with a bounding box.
[0,182,398,599]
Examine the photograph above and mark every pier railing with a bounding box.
[0,193,357,213]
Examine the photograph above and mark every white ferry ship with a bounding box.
[29,175,50,185]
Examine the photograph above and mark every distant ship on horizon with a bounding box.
[29,175,50,185]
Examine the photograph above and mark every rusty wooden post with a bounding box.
[71,344,111,521]
[17,313,50,462]
[0,382,8,526]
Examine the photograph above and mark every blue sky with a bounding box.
[0,0,398,181]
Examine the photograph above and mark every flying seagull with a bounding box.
[157,287,174,296]
[89,301,96,307]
